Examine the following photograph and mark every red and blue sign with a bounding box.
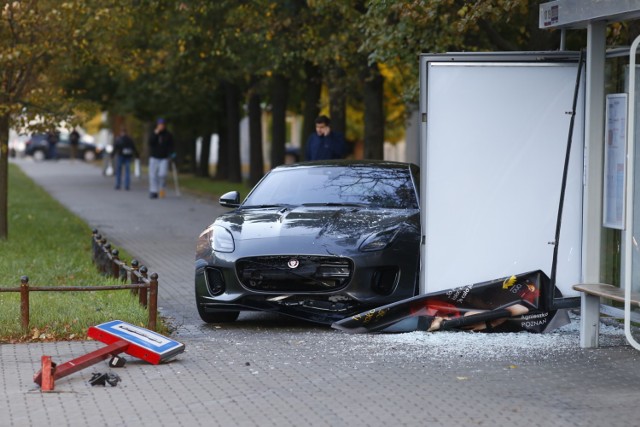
[88,320,185,364]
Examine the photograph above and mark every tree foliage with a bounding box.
[3,0,609,239]
[0,0,114,238]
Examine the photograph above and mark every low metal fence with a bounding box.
[0,230,159,332]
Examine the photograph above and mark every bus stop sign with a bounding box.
[88,320,185,364]
[34,320,185,391]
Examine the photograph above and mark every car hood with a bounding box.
[215,206,418,249]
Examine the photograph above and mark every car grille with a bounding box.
[236,256,353,292]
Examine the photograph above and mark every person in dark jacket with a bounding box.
[69,129,80,161]
[46,130,59,160]
[305,115,345,161]
[148,118,174,199]
[112,127,139,190]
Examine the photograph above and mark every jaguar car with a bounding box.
[195,160,421,324]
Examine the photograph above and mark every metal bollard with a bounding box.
[148,273,158,331]
[20,276,29,332]
[111,249,120,279]
[130,260,140,296]
[139,266,148,308]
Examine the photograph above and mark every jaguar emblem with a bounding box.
[287,259,300,269]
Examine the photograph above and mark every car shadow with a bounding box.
[199,311,331,334]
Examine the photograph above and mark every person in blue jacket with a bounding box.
[112,127,139,191]
[305,115,345,161]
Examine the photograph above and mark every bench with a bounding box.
[572,283,640,348]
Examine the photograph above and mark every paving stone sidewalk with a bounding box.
[2,158,640,427]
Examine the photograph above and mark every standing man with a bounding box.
[305,115,346,161]
[46,130,59,160]
[69,128,80,161]
[112,127,139,191]
[148,118,174,199]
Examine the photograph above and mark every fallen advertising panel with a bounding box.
[332,270,569,334]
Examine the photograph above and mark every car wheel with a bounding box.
[33,150,46,162]
[83,150,96,162]
[197,305,240,323]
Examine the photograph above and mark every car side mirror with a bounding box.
[219,191,240,208]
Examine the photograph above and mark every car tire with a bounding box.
[197,305,240,323]
[32,150,46,162]
[83,150,96,162]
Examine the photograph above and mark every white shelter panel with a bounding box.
[424,62,584,296]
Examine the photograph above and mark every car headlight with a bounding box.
[213,226,235,252]
[359,228,400,252]
[197,226,214,258]
[198,225,235,255]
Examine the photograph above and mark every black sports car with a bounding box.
[195,160,421,324]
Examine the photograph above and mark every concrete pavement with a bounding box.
[2,157,640,426]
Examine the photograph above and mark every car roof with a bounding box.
[273,159,418,171]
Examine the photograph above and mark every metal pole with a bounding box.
[171,160,181,196]
[624,34,640,352]
[130,259,140,296]
[548,50,584,310]
[111,249,120,279]
[91,230,99,262]
[20,276,29,332]
[583,22,607,285]
[139,266,148,307]
[148,273,159,331]
[40,356,54,391]
[34,340,130,388]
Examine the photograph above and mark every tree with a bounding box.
[248,78,264,186]
[305,1,391,159]
[361,62,384,159]
[362,0,563,106]
[224,81,242,183]
[261,1,307,168]
[0,0,112,239]
[301,62,322,160]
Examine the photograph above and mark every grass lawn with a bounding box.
[177,174,254,200]
[0,164,160,343]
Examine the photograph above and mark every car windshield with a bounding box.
[243,165,418,209]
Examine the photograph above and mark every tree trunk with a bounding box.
[174,125,197,173]
[328,67,347,135]
[225,82,242,183]
[0,113,9,239]
[189,132,197,175]
[197,130,211,178]
[362,62,385,160]
[215,107,229,180]
[248,84,264,187]
[271,74,289,168]
[302,63,322,160]
[215,83,230,180]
